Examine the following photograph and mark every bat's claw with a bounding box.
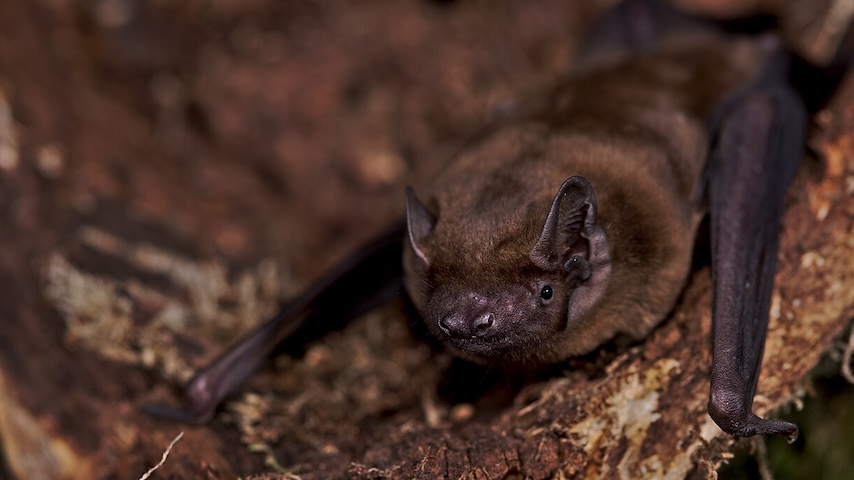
[709,398,799,442]
[737,414,799,443]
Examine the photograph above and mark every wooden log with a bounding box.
[0,0,851,478]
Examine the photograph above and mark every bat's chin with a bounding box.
[447,344,515,365]
[439,333,550,365]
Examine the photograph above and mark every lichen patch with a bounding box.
[42,228,282,383]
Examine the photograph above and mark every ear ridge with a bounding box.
[529,176,598,270]
[405,187,436,266]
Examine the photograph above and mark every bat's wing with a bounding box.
[704,49,804,441]
[575,0,694,68]
[146,224,405,424]
[579,0,806,440]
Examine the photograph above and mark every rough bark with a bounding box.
[0,0,851,479]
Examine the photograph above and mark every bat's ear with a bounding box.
[405,187,436,266]
[531,176,611,327]
[529,176,606,274]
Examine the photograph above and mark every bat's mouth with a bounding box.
[438,325,551,365]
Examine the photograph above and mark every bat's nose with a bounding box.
[439,312,495,339]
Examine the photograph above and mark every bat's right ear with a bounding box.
[405,187,435,266]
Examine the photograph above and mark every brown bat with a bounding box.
[148,0,851,441]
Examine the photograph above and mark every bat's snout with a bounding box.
[439,312,495,339]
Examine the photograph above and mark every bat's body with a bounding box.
[405,27,762,364]
[150,0,851,441]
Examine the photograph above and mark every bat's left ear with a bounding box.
[530,176,611,324]
[529,176,604,271]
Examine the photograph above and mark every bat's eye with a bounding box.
[539,285,554,304]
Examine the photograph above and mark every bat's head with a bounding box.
[404,176,612,364]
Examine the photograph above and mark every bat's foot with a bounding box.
[709,399,799,443]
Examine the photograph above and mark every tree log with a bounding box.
[0,0,851,478]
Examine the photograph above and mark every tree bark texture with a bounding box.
[0,0,851,478]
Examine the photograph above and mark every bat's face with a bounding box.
[404,177,612,364]
[411,267,577,363]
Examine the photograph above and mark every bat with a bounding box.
[148,0,851,441]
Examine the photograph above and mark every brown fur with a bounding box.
[404,35,772,364]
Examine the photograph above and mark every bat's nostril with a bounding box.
[472,313,494,337]
[439,313,469,338]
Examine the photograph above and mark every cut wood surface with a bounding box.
[0,0,852,478]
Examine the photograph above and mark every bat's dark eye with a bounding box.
[539,285,554,304]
